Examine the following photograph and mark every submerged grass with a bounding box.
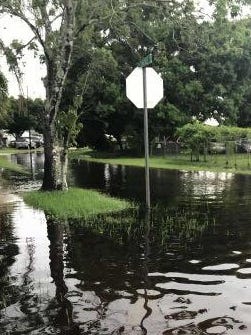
[23,187,133,219]
[66,204,213,252]
[70,149,251,175]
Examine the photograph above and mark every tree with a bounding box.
[0,0,145,189]
[64,0,201,152]
[0,0,81,190]
[176,122,216,161]
[5,96,44,138]
[2,0,251,189]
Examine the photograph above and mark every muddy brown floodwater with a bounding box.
[0,153,251,334]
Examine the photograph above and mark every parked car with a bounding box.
[236,139,251,153]
[15,138,36,149]
[208,141,226,154]
[27,136,43,148]
[9,140,16,148]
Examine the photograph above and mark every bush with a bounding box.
[176,122,251,161]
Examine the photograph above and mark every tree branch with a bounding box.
[1,5,51,62]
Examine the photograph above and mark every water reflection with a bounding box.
[64,208,250,334]
[8,153,251,208]
[10,152,44,179]
[70,160,251,209]
[1,155,251,333]
[140,210,152,335]
[47,216,80,334]
[180,170,234,200]
[71,160,183,204]
[0,195,251,333]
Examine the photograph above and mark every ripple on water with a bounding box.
[136,289,161,297]
[188,259,201,264]
[206,326,227,334]
[232,251,242,255]
[202,263,239,271]
[237,268,251,275]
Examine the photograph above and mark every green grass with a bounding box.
[0,148,43,155]
[70,149,251,175]
[23,187,133,219]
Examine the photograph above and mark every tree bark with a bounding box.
[41,1,76,191]
[41,121,58,190]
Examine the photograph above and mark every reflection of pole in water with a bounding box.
[140,209,152,334]
[23,237,35,287]
[29,151,35,180]
[47,217,80,334]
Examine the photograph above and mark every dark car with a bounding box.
[236,139,251,153]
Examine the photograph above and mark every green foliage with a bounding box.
[177,122,251,159]
[2,0,251,156]
[0,71,8,122]
[5,97,44,138]
[57,107,82,147]
[216,125,251,140]
[176,122,215,159]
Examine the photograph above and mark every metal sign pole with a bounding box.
[126,54,163,209]
[143,67,151,209]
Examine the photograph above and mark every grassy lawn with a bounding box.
[23,187,133,219]
[0,148,42,155]
[70,149,251,175]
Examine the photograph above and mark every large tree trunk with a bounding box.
[41,120,59,190]
[1,0,77,192]
[41,0,76,191]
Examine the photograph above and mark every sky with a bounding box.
[0,14,46,99]
[0,0,236,100]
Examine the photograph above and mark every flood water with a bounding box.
[1,153,251,334]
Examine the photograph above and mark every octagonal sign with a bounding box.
[126,67,163,109]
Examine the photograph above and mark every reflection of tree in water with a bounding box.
[0,211,44,333]
[0,211,80,334]
[47,216,80,334]
[0,209,19,310]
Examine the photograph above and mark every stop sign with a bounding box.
[126,67,163,108]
